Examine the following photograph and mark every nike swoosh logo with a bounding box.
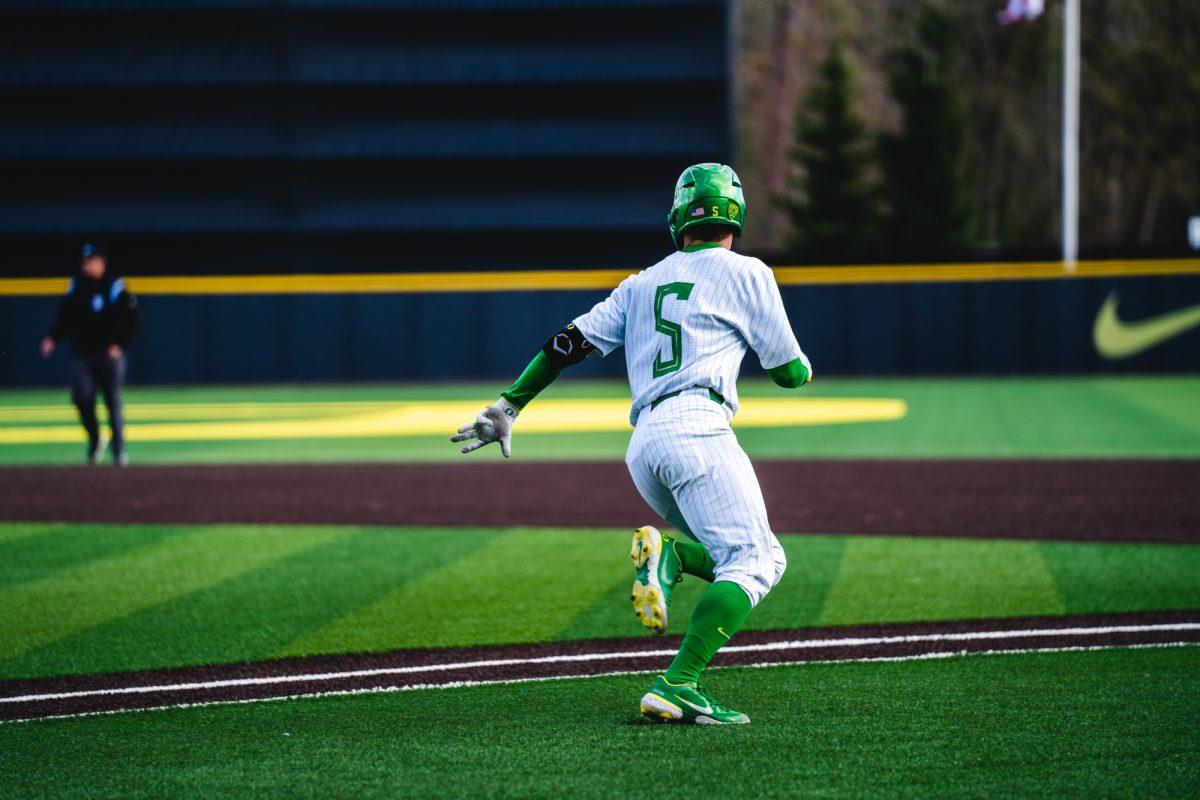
[678,697,714,715]
[716,627,731,640]
[1093,292,1200,360]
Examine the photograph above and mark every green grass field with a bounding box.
[2,376,1199,463]
[1,521,1198,797]
[2,377,1198,797]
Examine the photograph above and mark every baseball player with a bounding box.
[452,164,811,725]
[41,244,140,466]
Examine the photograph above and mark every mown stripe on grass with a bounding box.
[1039,541,1200,614]
[280,528,634,655]
[751,535,849,629]
[552,567,708,642]
[0,526,347,664]
[1094,378,1200,438]
[818,537,1066,626]
[2,525,1196,682]
[1072,382,1200,452]
[28,526,499,677]
[0,524,179,592]
[0,524,60,546]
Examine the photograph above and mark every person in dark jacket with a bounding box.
[40,244,140,465]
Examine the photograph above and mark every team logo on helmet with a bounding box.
[728,203,739,219]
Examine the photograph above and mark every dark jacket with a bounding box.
[48,273,140,356]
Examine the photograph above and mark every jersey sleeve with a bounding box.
[571,275,632,356]
[738,261,807,371]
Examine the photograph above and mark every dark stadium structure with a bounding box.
[0,0,732,277]
[2,1,1197,384]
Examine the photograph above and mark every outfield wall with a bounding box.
[3,261,1198,386]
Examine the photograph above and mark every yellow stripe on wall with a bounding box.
[773,258,1200,285]
[2,258,1199,297]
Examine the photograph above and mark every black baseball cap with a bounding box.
[81,243,107,261]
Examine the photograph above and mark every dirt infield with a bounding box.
[2,610,1196,723]
[2,459,1198,542]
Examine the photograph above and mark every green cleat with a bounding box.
[630,525,681,634]
[640,675,750,725]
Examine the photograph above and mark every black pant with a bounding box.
[71,353,126,457]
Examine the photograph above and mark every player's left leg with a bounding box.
[625,456,720,633]
[625,455,689,632]
[640,427,786,724]
[98,353,127,466]
[70,356,101,464]
[628,525,678,634]
[653,505,719,582]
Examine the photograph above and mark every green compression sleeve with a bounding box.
[500,351,564,411]
[664,581,753,685]
[767,358,811,389]
[672,539,716,583]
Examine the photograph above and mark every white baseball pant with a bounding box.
[624,390,787,607]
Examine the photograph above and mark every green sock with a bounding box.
[671,538,715,582]
[663,580,752,686]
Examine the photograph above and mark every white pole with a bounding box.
[1062,0,1080,271]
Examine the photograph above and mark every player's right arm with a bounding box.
[739,261,813,388]
[450,277,632,458]
[41,282,75,358]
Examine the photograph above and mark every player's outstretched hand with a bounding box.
[450,398,518,458]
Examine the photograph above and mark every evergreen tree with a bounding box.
[879,3,973,257]
[782,44,881,260]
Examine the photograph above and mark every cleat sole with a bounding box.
[631,582,665,633]
[630,527,653,568]
[630,526,668,634]
[639,693,683,722]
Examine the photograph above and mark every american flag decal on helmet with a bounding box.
[690,206,706,217]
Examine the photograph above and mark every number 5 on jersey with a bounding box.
[652,282,694,377]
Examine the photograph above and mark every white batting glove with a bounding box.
[451,398,519,458]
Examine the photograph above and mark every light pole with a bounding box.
[1062,0,1080,271]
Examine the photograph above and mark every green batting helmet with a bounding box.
[667,163,746,249]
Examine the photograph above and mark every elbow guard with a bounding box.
[541,323,596,368]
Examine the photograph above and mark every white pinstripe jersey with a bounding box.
[573,245,809,425]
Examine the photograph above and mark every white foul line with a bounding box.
[2,622,1197,705]
[2,641,1195,726]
